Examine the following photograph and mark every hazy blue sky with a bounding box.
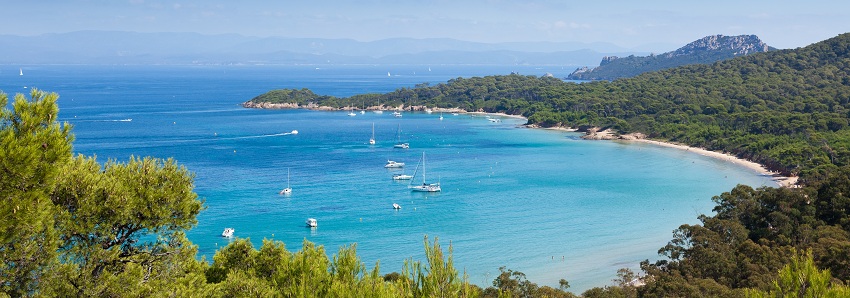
[5,0,848,50]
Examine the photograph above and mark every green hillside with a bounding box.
[9,32,847,296]
[567,34,775,80]
[249,33,850,183]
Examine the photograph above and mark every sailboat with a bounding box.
[19,68,23,76]
[409,152,441,192]
[374,100,384,114]
[393,124,409,149]
[279,168,292,195]
[369,123,376,145]
[439,112,444,121]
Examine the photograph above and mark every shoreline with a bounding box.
[527,125,798,188]
[624,138,798,188]
[243,102,796,187]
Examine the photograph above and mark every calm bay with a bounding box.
[3,65,776,291]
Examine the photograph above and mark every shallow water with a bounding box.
[2,65,775,292]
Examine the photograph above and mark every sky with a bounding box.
[4,0,849,51]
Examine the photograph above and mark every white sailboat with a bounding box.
[393,124,409,149]
[439,112,444,121]
[374,100,384,114]
[409,152,441,192]
[19,68,23,76]
[369,123,376,145]
[279,168,292,195]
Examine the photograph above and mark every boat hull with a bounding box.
[410,184,441,192]
[393,174,413,180]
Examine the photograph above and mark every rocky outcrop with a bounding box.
[567,34,774,81]
[599,55,619,66]
[665,34,770,58]
[579,127,647,140]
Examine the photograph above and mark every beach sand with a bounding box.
[623,138,797,188]
[467,111,528,120]
[523,123,798,188]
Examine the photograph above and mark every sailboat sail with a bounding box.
[280,168,292,195]
[409,152,440,192]
[393,124,409,149]
[369,123,376,145]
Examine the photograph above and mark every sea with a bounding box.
[3,64,775,292]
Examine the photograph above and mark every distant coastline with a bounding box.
[243,101,796,188]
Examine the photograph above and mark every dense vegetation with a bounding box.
[2,89,580,297]
[249,33,850,183]
[6,32,850,297]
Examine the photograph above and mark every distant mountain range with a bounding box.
[567,34,776,80]
[0,31,657,66]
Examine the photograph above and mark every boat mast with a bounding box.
[422,152,426,184]
[408,158,421,187]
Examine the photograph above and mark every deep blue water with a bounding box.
[2,65,775,292]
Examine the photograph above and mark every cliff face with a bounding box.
[567,34,774,81]
[666,34,771,57]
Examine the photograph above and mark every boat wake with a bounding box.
[221,130,299,140]
[66,118,133,122]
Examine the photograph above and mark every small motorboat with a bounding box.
[393,173,413,180]
[306,218,318,228]
[393,203,401,209]
[221,228,235,238]
[385,160,405,168]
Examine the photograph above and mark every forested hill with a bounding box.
[247,33,850,183]
[566,34,774,80]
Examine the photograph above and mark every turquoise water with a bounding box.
[2,65,775,292]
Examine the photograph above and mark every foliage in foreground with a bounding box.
[0,89,563,297]
[7,69,850,296]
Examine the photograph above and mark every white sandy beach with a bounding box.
[466,111,528,120]
[522,123,798,188]
[625,138,798,188]
[469,114,797,188]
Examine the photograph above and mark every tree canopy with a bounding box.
[248,33,850,183]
